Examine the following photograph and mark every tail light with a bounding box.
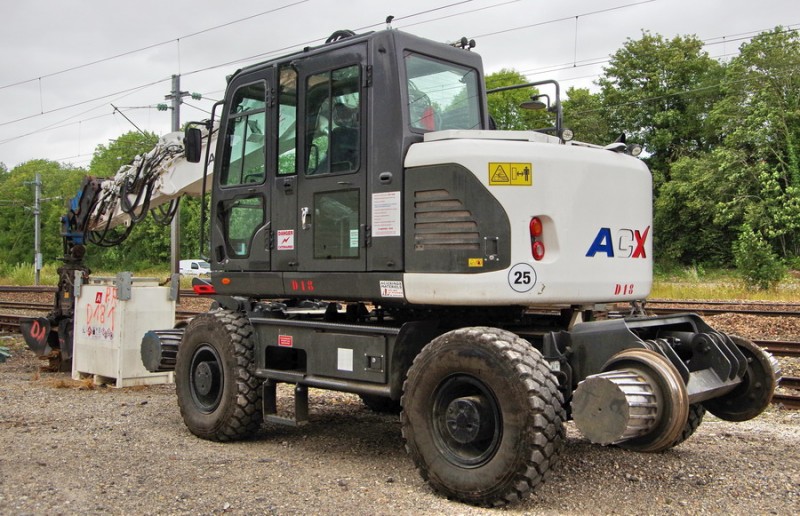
[530,216,545,261]
[192,281,216,295]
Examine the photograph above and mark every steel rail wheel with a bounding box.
[604,348,690,453]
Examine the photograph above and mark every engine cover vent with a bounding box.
[413,189,480,251]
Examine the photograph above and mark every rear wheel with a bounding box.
[176,310,262,441]
[401,327,565,507]
[670,403,706,448]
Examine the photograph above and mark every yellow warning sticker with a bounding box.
[489,162,533,186]
[468,258,484,268]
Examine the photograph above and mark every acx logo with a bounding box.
[586,226,650,258]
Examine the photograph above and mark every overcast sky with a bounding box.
[0,0,797,170]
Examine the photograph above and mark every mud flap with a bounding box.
[20,317,56,356]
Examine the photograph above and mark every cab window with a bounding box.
[221,196,265,258]
[305,65,361,175]
[404,53,481,131]
[219,81,267,186]
[278,66,298,176]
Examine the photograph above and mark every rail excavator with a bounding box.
[21,28,779,507]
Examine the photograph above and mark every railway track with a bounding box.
[0,285,198,296]
[0,300,53,312]
[1,287,799,409]
[644,299,800,317]
[0,310,196,333]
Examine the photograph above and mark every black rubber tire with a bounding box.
[401,327,565,507]
[670,403,706,448]
[359,394,402,414]
[175,310,262,441]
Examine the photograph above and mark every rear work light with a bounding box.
[530,216,545,261]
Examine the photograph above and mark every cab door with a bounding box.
[272,44,368,273]
[209,71,272,272]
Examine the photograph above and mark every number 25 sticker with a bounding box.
[508,263,537,293]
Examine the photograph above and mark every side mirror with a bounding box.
[184,127,203,163]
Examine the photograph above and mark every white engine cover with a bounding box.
[402,131,652,306]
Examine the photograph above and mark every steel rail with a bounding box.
[0,301,53,311]
[780,376,800,390]
[755,340,800,357]
[646,306,800,317]
[771,393,800,410]
[647,298,800,309]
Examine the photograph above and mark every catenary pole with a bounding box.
[168,75,183,296]
[33,172,42,286]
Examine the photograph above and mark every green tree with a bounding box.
[0,160,86,266]
[733,223,786,290]
[85,130,171,271]
[485,69,550,131]
[711,27,800,260]
[598,31,724,189]
[653,150,737,265]
[179,196,208,259]
[562,87,611,145]
[89,130,159,176]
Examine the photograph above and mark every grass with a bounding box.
[0,263,196,289]
[652,265,800,302]
[3,262,800,302]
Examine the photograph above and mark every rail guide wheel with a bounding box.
[571,348,689,452]
[702,335,780,421]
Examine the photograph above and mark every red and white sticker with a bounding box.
[277,229,295,251]
[379,280,404,298]
[278,335,293,347]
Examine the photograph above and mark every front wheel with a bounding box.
[175,310,263,441]
[401,327,565,507]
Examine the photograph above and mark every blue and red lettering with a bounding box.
[586,226,650,258]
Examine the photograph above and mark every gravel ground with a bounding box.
[1,348,799,514]
[1,295,799,514]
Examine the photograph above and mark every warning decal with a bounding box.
[277,229,295,250]
[379,280,405,298]
[489,162,533,186]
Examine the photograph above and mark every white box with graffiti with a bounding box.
[72,273,175,387]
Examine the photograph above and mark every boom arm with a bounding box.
[87,131,214,233]
[21,125,215,370]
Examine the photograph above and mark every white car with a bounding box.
[179,259,211,276]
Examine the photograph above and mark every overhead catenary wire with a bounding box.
[0,0,495,150]
[0,1,796,166]
[0,0,311,92]
[0,0,716,132]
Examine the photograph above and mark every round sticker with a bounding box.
[508,263,537,293]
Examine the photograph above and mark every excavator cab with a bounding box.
[201,29,487,300]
